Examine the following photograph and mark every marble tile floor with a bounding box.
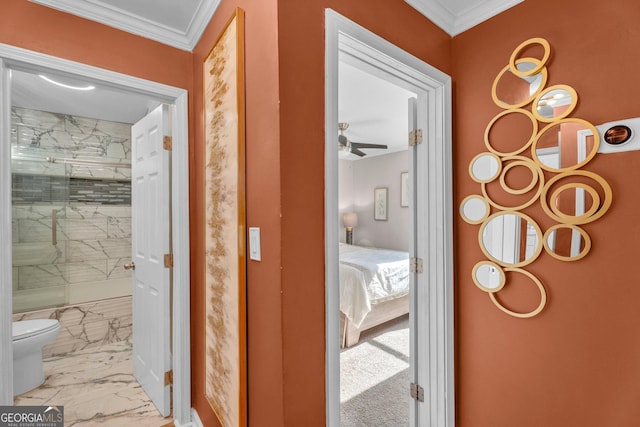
[14,341,170,427]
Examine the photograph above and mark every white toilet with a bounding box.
[12,319,61,396]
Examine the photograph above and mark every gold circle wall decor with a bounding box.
[548,183,601,221]
[508,37,551,78]
[531,118,601,173]
[460,195,490,225]
[460,36,613,318]
[543,224,591,261]
[485,108,539,156]
[472,261,506,293]
[532,84,578,123]
[499,156,540,195]
[488,267,547,318]
[540,170,613,225]
[469,152,502,183]
[481,161,544,212]
[492,58,548,109]
[478,211,543,268]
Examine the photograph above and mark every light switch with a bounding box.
[249,227,261,261]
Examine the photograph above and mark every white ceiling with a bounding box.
[11,69,158,124]
[405,0,523,36]
[29,0,221,51]
[338,62,416,160]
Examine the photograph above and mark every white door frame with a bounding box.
[0,44,193,427]
[325,10,454,426]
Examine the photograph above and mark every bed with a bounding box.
[339,243,410,347]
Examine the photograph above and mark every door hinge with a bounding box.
[409,129,423,146]
[164,253,174,268]
[164,370,173,386]
[410,382,425,402]
[163,135,172,151]
[410,257,423,273]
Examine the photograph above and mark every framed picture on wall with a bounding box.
[374,187,388,221]
[401,172,409,207]
[203,7,247,427]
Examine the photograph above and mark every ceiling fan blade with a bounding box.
[350,148,366,157]
[350,142,388,149]
[338,134,348,146]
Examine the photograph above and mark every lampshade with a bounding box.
[343,212,358,228]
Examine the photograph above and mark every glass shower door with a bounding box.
[11,133,70,313]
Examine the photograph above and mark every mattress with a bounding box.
[339,243,410,328]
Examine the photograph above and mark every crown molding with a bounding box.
[405,0,523,37]
[29,0,221,51]
[453,0,524,35]
[405,0,457,36]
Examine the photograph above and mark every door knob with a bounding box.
[124,261,136,270]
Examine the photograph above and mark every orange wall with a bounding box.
[0,0,191,89]
[452,0,640,425]
[277,0,450,424]
[190,1,451,425]
[191,1,282,426]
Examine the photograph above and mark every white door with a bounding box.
[130,104,172,417]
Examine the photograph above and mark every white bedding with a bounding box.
[339,243,410,328]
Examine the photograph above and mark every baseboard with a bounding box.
[191,408,204,427]
[171,408,201,427]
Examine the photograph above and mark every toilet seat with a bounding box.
[12,319,60,341]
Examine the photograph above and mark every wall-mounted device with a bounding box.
[597,117,640,153]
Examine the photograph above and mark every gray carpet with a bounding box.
[340,315,410,426]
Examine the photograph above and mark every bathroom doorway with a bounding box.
[0,44,191,426]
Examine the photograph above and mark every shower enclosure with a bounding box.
[11,105,133,313]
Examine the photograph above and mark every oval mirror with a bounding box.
[543,224,591,261]
[472,261,505,292]
[492,58,548,109]
[531,118,601,172]
[469,152,501,183]
[479,211,543,267]
[532,85,578,123]
[460,195,490,224]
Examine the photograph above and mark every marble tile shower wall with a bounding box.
[11,106,131,180]
[11,107,133,315]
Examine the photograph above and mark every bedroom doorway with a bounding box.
[325,10,454,427]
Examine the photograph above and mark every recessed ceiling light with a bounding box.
[38,74,95,91]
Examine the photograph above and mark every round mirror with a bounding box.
[472,261,505,292]
[460,195,490,224]
[492,58,548,109]
[479,211,543,267]
[532,85,578,123]
[531,118,601,172]
[543,224,591,261]
[469,152,501,183]
[485,109,538,156]
[509,37,551,78]
[540,171,612,225]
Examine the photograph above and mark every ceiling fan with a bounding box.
[338,122,388,157]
